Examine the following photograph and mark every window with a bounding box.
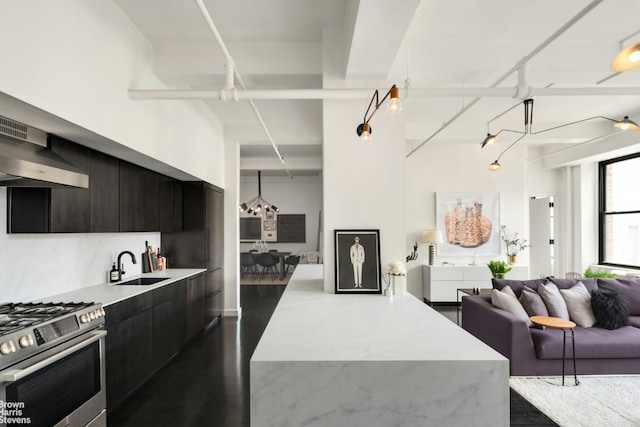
[599,153,640,268]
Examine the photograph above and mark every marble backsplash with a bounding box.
[0,188,160,303]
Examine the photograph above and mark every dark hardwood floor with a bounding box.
[108,286,557,427]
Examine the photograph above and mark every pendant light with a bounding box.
[482,99,640,171]
[238,171,280,216]
[611,42,640,72]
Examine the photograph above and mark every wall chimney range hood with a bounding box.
[0,115,89,188]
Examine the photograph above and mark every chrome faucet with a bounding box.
[116,251,137,281]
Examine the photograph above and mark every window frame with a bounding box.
[598,152,640,269]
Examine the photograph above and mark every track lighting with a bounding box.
[482,99,640,171]
[356,84,401,141]
[611,42,640,72]
[238,171,281,216]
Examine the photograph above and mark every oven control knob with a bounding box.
[0,341,16,355]
[89,311,97,320]
[80,314,90,323]
[18,335,34,348]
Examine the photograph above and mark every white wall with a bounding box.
[224,140,241,316]
[0,188,159,303]
[405,142,562,298]
[0,0,224,187]
[239,175,322,255]
[0,1,229,305]
[322,98,406,293]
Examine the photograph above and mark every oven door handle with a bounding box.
[0,329,107,383]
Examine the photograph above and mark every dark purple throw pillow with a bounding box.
[591,285,630,330]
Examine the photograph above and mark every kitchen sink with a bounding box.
[115,277,170,286]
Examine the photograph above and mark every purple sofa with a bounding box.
[461,277,640,376]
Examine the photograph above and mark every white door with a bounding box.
[529,197,554,278]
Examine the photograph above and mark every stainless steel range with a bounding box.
[0,302,107,427]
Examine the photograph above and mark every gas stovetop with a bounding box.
[0,302,105,370]
[0,302,97,335]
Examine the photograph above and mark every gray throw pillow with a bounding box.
[538,282,570,320]
[559,282,596,327]
[519,285,549,317]
[491,286,532,326]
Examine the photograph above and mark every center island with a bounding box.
[250,264,508,427]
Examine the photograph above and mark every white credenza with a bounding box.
[422,264,529,303]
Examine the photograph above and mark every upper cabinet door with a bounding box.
[119,161,160,232]
[49,135,90,233]
[159,176,183,233]
[90,151,120,232]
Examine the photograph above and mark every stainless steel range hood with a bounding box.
[0,116,89,188]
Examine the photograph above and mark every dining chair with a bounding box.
[283,255,300,276]
[258,253,279,281]
[240,252,260,281]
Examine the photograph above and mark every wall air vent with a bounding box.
[0,115,47,147]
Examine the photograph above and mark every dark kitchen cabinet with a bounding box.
[161,182,224,328]
[104,292,153,411]
[151,279,187,372]
[186,273,205,339]
[49,135,90,232]
[6,135,91,233]
[7,134,184,234]
[7,187,50,233]
[159,175,182,233]
[89,150,120,232]
[119,161,160,232]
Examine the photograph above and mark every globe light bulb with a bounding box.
[630,49,640,63]
[387,97,402,115]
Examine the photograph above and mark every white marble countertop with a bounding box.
[35,268,206,307]
[252,264,506,362]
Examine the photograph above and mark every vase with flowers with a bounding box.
[382,260,407,296]
[501,226,530,265]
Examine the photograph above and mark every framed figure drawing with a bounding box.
[334,229,381,294]
[436,193,500,256]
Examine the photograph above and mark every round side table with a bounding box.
[530,316,579,386]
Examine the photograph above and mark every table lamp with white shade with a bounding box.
[422,229,444,266]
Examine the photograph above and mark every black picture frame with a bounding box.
[334,229,381,294]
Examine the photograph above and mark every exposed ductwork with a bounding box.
[128,85,640,101]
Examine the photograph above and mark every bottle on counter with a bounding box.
[157,247,163,270]
[109,262,119,282]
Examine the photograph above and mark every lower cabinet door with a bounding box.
[105,308,153,410]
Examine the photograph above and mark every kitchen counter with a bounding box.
[35,268,206,307]
[250,264,508,427]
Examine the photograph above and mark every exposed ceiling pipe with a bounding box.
[194,0,291,178]
[128,86,640,100]
[405,0,605,158]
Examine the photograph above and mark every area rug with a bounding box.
[240,274,291,286]
[510,376,640,427]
